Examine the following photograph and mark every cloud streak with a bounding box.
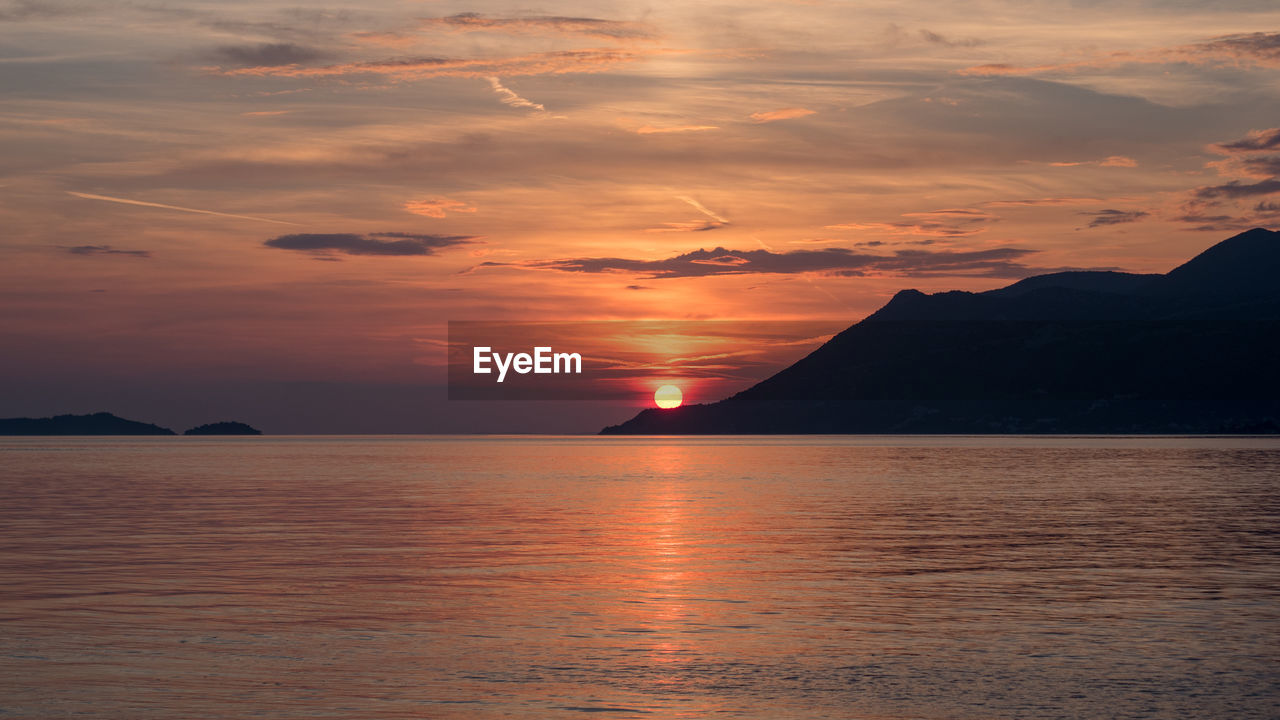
[474,245,1050,279]
[1193,178,1280,199]
[827,209,996,239]
[644,196,729,231]
[677,196,728,224]
[420,13,653,40]
[919,29,984,48]
[980,197,1102,207]
[1049,156,1137,168]
[63,245,151,258]
[645,221,724,233]
[1080,209,1149,228]
[635,124,718,134]
[265,232,479,257]
[67,191,299,225]
[487,76,546,112]
[213,49,645,80]
[749,107,816,123]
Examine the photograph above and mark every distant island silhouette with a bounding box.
[183,421,262,436]
[602,227,1280,435]
[0,412,262,436]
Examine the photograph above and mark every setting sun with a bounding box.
[654,385,683,409]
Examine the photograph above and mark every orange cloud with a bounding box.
[749,107,816,123]
[635,124,719,134]
[404,197,477,218]
[1050,156,1137,168]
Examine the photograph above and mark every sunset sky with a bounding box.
[2,0,1279,432]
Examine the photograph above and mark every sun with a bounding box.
[654,385,683,409]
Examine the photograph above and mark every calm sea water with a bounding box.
[1,436,1278,719]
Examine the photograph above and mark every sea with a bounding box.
[1,436,1278,719]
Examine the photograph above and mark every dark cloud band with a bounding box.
[1194,179,1280,199]
[476,245,1056,280]
[63,245,151,258]
[1081,209,1149,228]
[265,232,478,257]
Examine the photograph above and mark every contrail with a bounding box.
[67,191,300,226]
[487,76,545,112]
[676,195,728,224]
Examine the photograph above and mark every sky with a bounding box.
[2,0,1279,432]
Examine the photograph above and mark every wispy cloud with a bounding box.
[1172,192,1277,232]
[487,76,545,112]
[1180,128,1280,227]
[404,197,476,218]
[980,197,1102,207]
[919,29,984,48]
[1172,208,1255,233]
[960,31,1280,76]
[62,244,151,258]
[826,208,996,239]
[645,196,729,232]
[676,196,728,224]
[1049,156,1137,168]
[419,13,653,41]
[265,232,479,258]
[212,48,646,80]
[67,191,299,225]
[645,221,724,233]
[1191,32,1280,67]
[749,107,816,123]
[473,245,1053,279]
[1080,209,1149,228]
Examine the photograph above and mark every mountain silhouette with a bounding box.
[0,412,176,435]
[602,228,1280,434]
